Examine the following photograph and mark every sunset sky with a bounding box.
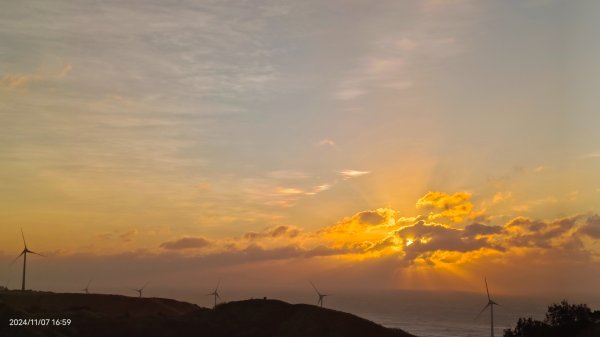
[1,0,599,299]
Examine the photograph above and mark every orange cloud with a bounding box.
[145,194,599,287]
[492,191,512,204]
[416,191,474,222]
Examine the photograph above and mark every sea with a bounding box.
[285,290,599,337]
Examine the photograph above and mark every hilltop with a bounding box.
[0,290,415,337]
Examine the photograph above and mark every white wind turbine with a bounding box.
[476,277,500,337]
[11,229,44,291]
[310,281,328,308]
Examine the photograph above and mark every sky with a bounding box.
[1,0,599,300]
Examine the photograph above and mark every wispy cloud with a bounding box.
[582,152,600,159]
[331,0,469,101]
[119,229,138,243]
[339,170,370,179]
[267,170,309,180]
[318,138,336,147]
[334,88,366,100]
[0,64,71,89]
[492,191,512,204]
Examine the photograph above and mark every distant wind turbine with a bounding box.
[207,280,221,309]
[310,281,328,308]
[132,281,149,298]
[82,279,92,294]
[475,277,500,337]
[11,229,44,291]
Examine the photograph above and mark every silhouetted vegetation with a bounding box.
[504,300,600,337]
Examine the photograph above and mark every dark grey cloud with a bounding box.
[357,211,385,225]
[243,225,300,240]
[581,215,600,238]
[395,221,495,262]
[463,223,502,236]
[160,237,212,250]
[502,216,581,249]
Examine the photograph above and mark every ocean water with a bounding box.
[336,291,547,337]
[326,290,600,337]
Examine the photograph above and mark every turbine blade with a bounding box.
[10,251,25,265]
[309,281,321,295]
[215,279,220,292]
[475,303,491,320]
[86,279,92,288]
[485,277,490,301]
[27,250,44,257]
[141,281,150,290]
[21,228,27,249]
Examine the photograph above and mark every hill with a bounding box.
[0,290,416,337]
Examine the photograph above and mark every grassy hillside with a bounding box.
[0,290,415,337]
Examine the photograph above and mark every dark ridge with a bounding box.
[0,290,416,337]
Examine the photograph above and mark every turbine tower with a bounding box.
[82,279,92,294]
[133,281,149,298]
[310,281,328,308]
[207,281,220,309]
[476,277,500,337]
[12,229,43,291]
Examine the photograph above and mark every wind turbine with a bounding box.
[310,281,328,308]
[82,279,92,294]
[476,277,500,337]
[207,280,220,309]
[11,229,43,291]
[132,281,149,298]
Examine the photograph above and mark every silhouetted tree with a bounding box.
[504,300,598,337]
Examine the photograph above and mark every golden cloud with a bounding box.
[154,193,600,275]
[416,191,474,222]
